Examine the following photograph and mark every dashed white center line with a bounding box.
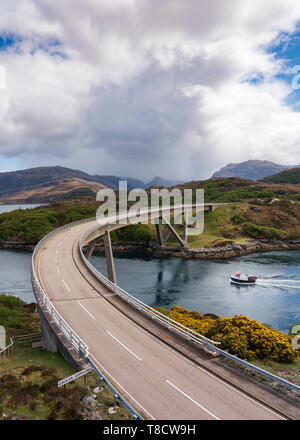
[77,300,95,320]
[106,331,142,361]
[166,379,220,420]
[62,278,70,292]
[56,264,61,276]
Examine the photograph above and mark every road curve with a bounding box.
[35,220,287,420]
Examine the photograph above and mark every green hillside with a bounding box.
[261,167,300,184]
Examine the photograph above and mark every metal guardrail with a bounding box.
[86,357,143,420]
[31,216,97,359]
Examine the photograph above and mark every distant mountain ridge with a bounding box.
[144,176,184,188]
[0,166,183,204]
[212,160,299,181]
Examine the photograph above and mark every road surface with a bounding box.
[35,221,287,420]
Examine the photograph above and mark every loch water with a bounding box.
[0,238,300,332]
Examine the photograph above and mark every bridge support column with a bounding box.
[155,223,164,247]
[85,238,98,260]
[162,212,182,245]
[161,215,187,248]
[103,230,117,285]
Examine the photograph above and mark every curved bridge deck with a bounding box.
[33,219,296,420]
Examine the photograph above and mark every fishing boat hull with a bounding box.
[230,274,257,285]
[230,277,256,285]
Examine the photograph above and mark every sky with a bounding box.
[1,1,300,181]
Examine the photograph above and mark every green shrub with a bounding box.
[0,205,97,243]
[111,224,154,243]
[231,214,246,225]
[242,222,287,239]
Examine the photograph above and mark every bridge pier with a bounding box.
[84,237,98,260]
[155,223,164,247]
[38,304,86,370]
[155,214,188,248]
[103,230,117,285]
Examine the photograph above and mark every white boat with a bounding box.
[230,273,257,285]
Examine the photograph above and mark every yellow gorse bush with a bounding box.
[156,306,298,363]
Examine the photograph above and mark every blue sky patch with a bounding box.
[0,34,21,51]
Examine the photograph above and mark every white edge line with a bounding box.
[166,379,220,420]
[77,300,95,320]
[106,330,142,361]
[89,353,155,420]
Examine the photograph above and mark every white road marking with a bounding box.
[89,354,155,420]
[62,278,71,292]
[196,366,286,420]
[106,330,142,361]
[77,300,95,320]
[166,379,220,420]
[56,264,61,276]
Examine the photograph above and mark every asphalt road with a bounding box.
[35,221,287,420]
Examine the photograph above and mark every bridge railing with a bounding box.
[31,216,97,359]
[86,357,143,420]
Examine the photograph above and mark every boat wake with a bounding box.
[256,278,300,289]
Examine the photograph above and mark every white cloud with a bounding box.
[0,0,300,179]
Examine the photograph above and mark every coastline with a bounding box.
[87,239,300,259]
[3,238,300,259]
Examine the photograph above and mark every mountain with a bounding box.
[0,166,106,204]
[260,167,300,184]
[0,166,182,204]
[144,176,184,189]
[211,160,298,181]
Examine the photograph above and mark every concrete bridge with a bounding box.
[31,203,299,420]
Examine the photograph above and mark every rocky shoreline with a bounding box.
[92,239,300,259]
[0,240,36,251]
[2,238,300,259]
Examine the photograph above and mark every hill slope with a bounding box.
[212,160,297,180]
[0,167,107,204]
[0,166,147,203]
[170,177,300,202]
[260,167,300,184]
